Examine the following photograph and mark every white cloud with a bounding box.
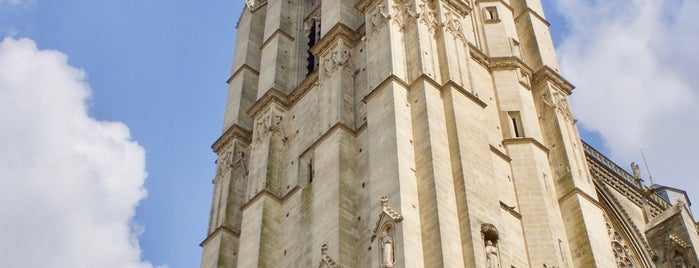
[0,37,155,267]
[554,0,699,204]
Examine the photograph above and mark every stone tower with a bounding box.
[200,0,699,267]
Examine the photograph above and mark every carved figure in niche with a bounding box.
[381,230,394,267]
[485,240,500,268]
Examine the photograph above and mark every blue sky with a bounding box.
[1,1,697,267]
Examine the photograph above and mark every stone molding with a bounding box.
[532,66,575,95]
[247,88,290,118]
[444,80,487,108]
[310,23,361,56]
[239,185,301,212]
[557,187,602,210]
[300,123,361,158]
[468,43,490,68]
[489,145,511,162]
[362,74,487,108]
[227,64,260,84]
[212,124,252,153]
[199,225,240,248]
[502,137,549,154]
[597,181,657,264]
[514,7,551,27]
[260,29,295,52]
[488,56,533,74]
[246,72,319,120]
[476,0,514,14]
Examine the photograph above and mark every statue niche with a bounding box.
[481,223,501,268]
[371,196,403,268]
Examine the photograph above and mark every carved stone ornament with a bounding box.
[443,11,466,42]
[231,151,249,176]
[319,244,339,268]
[215,149,249,180]
[215,151,233,180]
[605,219,635,267]
[418,0,440,33]
[369,5,390,35]
[254,113,288,143]
[391,1,418,32]
[245,0,267,11]
[540,89,574,122]
[320,46,355,82]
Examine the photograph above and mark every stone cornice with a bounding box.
[362,74,410,104]
[444,80,487,108]
[443,0,473,16]
[490,145,511,162]
[488,56,533,74]
[355,0,380,13]
[476,0,514,14]
[468,43,490,68]
[502,137,549,154]
[240,185,301,212]
[227,64,260,84]
[246,73,319,120]
[362,74,487,109]
[247,88,290,118]
[212,124,252,153]
[300,123,358,158]
[310,23,360,56]
[288,71,318,105]
[199,226,240,247]
[260,29,295,51]
[532,66,575,95]
[558,187,602,210]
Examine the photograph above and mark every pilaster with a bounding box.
[223,7,265,131]
[534,68,617,266]
[408,78,465,267]
[310,128,359,267]
[364,78,424,268]
[257,0,297,97]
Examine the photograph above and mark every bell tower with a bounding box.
[200,0,617,267]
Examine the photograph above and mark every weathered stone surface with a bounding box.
[201,1,699,267]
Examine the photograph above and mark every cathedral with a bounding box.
[200,0,699,267]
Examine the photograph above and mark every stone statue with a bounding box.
[631,162,641,179]
[485,240,500,268]
[381,231,394,267]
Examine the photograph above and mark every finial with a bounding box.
[380,196,388,207]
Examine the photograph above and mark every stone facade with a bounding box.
[200,0,699,267]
